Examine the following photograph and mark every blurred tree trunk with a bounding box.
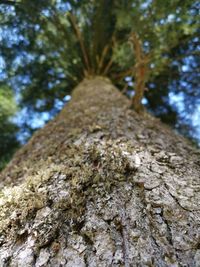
[0,77,199,267]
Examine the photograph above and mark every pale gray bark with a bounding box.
[0,77,199,267]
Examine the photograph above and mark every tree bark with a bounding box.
[0,77,199,267]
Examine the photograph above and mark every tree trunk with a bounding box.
[0,77,199,267]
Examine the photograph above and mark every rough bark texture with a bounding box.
[0,77,200,267]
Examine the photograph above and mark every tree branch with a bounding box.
[68,12,91,76]
[97,44,110,73]
[114,68,136,81]
[129,32,150,113]
[102,36,116,75]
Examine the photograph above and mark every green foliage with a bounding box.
[0,85,19,170]
[113,0,199,74]
[0,86,16,119]
[113,43,134,69]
